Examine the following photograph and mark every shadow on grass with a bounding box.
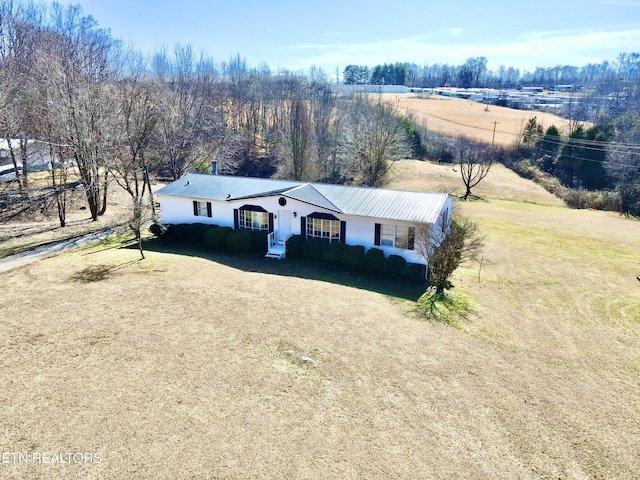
[69,260,140,283]
[416,290,474,329]
[131,238,426,302]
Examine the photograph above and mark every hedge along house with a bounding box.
[156,173,453,268]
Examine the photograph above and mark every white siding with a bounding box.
[157,192,454,267]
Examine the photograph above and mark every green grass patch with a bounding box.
[416,288,476,330]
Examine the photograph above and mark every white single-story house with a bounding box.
[156,173,453,267]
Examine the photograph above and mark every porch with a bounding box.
[265,231,293,259]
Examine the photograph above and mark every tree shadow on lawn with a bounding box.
[133,238,426,302]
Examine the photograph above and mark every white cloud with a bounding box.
[281,27,640,73]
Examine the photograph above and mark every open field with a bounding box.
[385,93,574,145]
[1,159,639,479]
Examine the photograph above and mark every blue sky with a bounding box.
[58,0,640,75]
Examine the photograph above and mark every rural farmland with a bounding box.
[1,160,639,479]
[388,93,574,145]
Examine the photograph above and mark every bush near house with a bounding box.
[364,248,386,275]
[250,230,268,253]
[204,226,232,250]
[386,254,407,278]
[405,262,427,283]
[322,241,347,266]
[167,224,187,241]
[341,245,365,271]
[186,223,210,244]
[225,229,252,253]
[303,237,329,261]
[149,223,165,237]
[160,226,425,283]
[285,235,305,259]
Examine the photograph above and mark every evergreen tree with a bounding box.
[537,125,561,173]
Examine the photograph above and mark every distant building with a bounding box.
[332,84,410,95]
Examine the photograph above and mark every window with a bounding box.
[197,202,208,217]
[239,209,269,230]
[193,200,212,218]
[306,217,341,242]
[377,224,415,250]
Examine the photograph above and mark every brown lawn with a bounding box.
[385,93,574,145]
[1,160,639,479]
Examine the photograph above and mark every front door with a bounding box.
[278,210,293,242]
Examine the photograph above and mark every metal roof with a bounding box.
[156,173,450,224]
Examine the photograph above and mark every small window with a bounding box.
[197,202,208,217]
[194,201,212,218]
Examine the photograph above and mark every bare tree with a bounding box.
[41,3,118,221]
[0,0,43,193]
[152,45,241,179]
[104,48,164,258]
[456,137,493,200]
[341,95,411,187]
[415,210,484,294]
[276,96,317,180]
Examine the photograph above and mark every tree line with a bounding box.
[344,54,640,91]
[0,1,414,243]
[2,0,639,238]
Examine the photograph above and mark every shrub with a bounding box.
[185,223,209,243]
[170,224,188,241]
[364,248,386,275]
[225,229,252,253]
[321,241,347,266]
[149,222,166,237]
[250,230,268,253]
[204,226,232,250]
[341,245,365,271]
[405,262,427,283]
[286,235,305,259]
[386,254,407,278]
[303,237,329,261]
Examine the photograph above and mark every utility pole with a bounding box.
[491,121,500,146]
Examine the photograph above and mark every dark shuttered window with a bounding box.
[194,200,212,218]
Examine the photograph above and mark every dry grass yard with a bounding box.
[1,160,639,479]
[385,93,574,145]
[0,173,154,259]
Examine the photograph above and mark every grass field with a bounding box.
[1,160,639,479]
[385,94,574,145]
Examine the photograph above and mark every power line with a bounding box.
[533,146,640,169]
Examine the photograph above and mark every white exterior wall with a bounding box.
[156,195,226,225]
[157,193,454,267]
[340,214,426,264]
